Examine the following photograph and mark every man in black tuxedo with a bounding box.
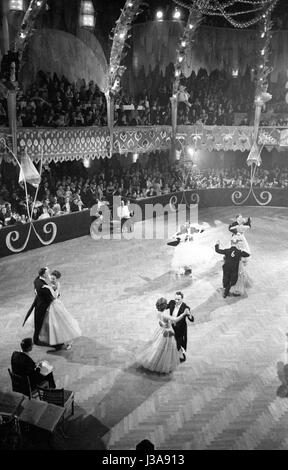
[215,240,250,298]
[11,338,56,389]
[33,267,54,345]
[166,291,194,362]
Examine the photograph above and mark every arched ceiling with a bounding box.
[20,28,108,91]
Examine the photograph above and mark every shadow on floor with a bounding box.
[46,336,113,366]
[119,271,193,298]
[95,363,171,430]
[191,288,244,324]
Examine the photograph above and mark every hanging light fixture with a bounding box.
[172,8,181,20]
[83,157,91,168]
[9,0,24,11]
[79,0,95,29]
[156,10,164,21]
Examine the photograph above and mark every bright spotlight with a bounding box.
[173,8,181,20]
[187,146,195,157]
[156,9,163,20]
[83,157,90,168]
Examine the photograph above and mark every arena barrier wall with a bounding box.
[0,188,287,258]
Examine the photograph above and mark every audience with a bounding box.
[15,71,107,129]
[0,67,288,129]
[1,151,288,228]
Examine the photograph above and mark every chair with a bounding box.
[0,412,22,450]
[37,387,74,417]
[8,369,38,400]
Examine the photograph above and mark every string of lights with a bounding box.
[106,0,147,96]
[173,0,279,29]
[172,7,202,96]
[198,6,266,17]
[215,0,278,29]
[245,6,275,175]
[15,0,48,57]
[255,11,274,98]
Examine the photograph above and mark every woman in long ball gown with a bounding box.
[137,297,190,374]
[229,216,252,296]
[39,270,82,349]
[170,222,210,276]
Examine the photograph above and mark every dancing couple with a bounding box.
[215,214,252,298]
[169,222,210,277]
[23,267,81,350]
[137,292,194,374]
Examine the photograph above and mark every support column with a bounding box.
[170,95,178,163]
[105,92,114,158]
[7,89,17,156]
[1,12,9,55]
[171,95,178,139]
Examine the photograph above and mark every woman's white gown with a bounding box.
[171,232,212,274]
[230,226,252,296]
[39,294,82,345]
[137,312,180,374]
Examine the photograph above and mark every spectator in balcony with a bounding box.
[146,186,157,197]
[64,185,72,201]
[74,107,85,126]
[70,194,84,212]
[87,183,98,206]
[56,184,65,204]
[0,206,8,226]
[85,110,96,126]
[177,84,192,110]
[51,197,61,216]
[38,206,50,220]
[0,101,7,126]
[19,214,27,224]
[154,178,162,195]
[62,196,71,213]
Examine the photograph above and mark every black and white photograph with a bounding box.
[1,0,288,453]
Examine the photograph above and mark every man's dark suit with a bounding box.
[11,351,56,389]
[166,300,194,351]
[215,243,250,295]
[33,277,54,345]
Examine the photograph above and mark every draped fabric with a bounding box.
[131,22,288,89]
[20,29,108,92]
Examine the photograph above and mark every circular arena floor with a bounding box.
[1,205,288,450]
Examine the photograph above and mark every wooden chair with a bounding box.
[0,412,22,450]
[37,387,74,438]
[37,387,74,417]
[8,369,38,400]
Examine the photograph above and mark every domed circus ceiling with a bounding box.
[20,28,107,91]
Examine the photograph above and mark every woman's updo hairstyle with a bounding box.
[51,270,61,279]
[156,297,168,312]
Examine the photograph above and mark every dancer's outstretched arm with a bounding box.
[215,241,227,255]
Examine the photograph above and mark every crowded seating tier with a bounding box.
[1,68,288,129]
[1,153,288,228]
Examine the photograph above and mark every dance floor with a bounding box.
[1,205,288,450]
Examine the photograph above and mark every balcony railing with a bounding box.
[0,124,287,163]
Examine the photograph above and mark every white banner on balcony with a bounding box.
[279,129,288,147]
